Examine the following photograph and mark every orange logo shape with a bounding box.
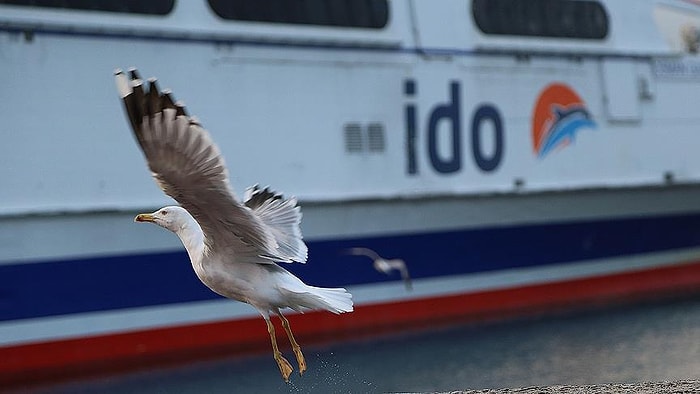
[532,83,596,158]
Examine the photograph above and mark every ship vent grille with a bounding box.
[344,123,363,153]
[344,122,385,153]
[367,123,385,152]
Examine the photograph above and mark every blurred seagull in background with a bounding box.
[345,247,412,291]
[115,68,353,382]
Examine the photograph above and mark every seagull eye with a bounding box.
[161,210,168,215]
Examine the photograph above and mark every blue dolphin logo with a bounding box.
[538,104,596,157]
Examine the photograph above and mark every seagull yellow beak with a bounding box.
[134,213,155,223]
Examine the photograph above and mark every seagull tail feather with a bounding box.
[306,286,354,314]
[282,286,353,314]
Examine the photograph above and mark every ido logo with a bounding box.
[404,79,505,175]
[532,83,596,158]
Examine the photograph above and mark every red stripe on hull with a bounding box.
[3,261,700,388]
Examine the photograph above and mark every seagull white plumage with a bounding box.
[345,247,412,291]
[114,68,353,382]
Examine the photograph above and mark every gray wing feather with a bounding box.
[116,69,286,264]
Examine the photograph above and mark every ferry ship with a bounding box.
[2,0,700,386]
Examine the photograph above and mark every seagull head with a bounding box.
[135,206,191,232]
[135,206,205,263]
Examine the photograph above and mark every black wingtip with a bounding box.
[175,100,188,117]
[244,185,284,210]
[146,78,161,115]
[129,67,141,80]
[117,67,146,143]
[148,77,159,91]
[161,89,176,109]
[131,79,145,104]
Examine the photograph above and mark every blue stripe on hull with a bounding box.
[2,212,700,322]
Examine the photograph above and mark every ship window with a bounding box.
[207,0,389,29]
[0,0,174,15]
[472,0,608,40]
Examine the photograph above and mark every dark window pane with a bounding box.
[472,0,608,40]
[208,0,389,29]
[0,0,174,15]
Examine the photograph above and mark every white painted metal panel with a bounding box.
[2,1,700,217]
[601,59,642,122]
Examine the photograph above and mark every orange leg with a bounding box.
[265,318,293,382]
[277,312,307,375]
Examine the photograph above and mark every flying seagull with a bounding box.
[114,68,353,382]
[345,248,412,291]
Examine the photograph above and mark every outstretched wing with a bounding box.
[345,247,382,261]
[115,68,299,264]
[387,259,413,291]
[244,185,308,263]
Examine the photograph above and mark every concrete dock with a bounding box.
[456,380,700,394]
